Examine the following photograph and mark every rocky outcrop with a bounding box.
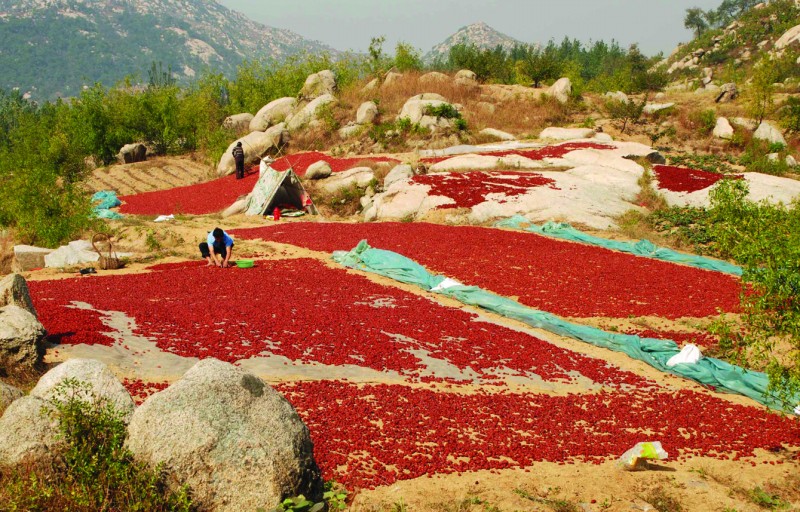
[320,167,375,194]
[479,128,515,141]
[118,143,146,164]
[217,124,288,176]
[397,95,455,131]
[715,83,738,103]
[356,101,378,125]
[643,103,675,114]
[713,117,734,140]
[547,77,572,103]
[126,359,322,512]
[753,121,787,146]
[775,24,800,49]
[299,70,336,100]
[305,161,332,180]
[0,359,134,466]
[382,72,403,88]
[0,306,45,367]
[11,245,52,272]
[286,94,337,132]
[419,71,449,86]
[384,164,414,189]
[454,69,478,88]
[222,113,254,132]
[0,381,23,415]
[0,274,38,317]
[250,97,297,132]
[539,127,595,141]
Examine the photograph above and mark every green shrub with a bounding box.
[423,103,461,119]
[689,109,718,136]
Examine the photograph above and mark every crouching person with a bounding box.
[199,227,234,268]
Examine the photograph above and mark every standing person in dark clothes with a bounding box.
[232,141,245,179]
[199,227,235,268]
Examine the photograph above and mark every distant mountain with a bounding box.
[424,22,524,62]
[0,0,336,100]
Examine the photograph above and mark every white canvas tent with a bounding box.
[245,166,319,216]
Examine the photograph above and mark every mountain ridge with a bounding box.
[424,22,525,62]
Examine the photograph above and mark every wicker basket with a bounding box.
[92,233,123,270]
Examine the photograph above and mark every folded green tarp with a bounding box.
[496,215,742,276]
[333,240,797,413]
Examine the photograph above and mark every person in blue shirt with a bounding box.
[199,227,234,268]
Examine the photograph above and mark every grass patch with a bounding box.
[640,487,683,512]
[748,486,790,510]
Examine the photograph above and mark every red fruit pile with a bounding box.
[270,152,398,176]
[277,381,800,489]
[28,259,644,386]
[119,169,260,215]
[122,378,170,405]
[411,172,559,209]
[421,142,612,164]
[652,165,742,193]
[231,223,741,319]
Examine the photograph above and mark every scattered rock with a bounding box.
[539,127,595,140]
[305,161,333,180]
[382,72,403,88]
[320,167,375,193]
[398,97,453,124]
[222,113,254,132]
[753,121,787,146]
[118,143,146,164]
[0,274,38,317]
[299,70,336,100]
[125,359,322,511]
[778,24,800,49]
[384,164,414,189]
[250,97,297,132]
[787,155,797,167]
[547,77,572,103]
[604,91,629,103]
[732,117,757,131]
[713,117,735,140]
[715,83,738,103]
[287,94,337,132]
[11,245,52,272]
[643,103,675,114]
[645,151,667,165]
[338,123,364,139]
[217,124,289,176]
[455,69,479,88]
[0,381,23,414]
[356,101,379,125]
[31,358,135,422]
[480,128,516,141]
[419,71,449,85]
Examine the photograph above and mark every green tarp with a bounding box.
[92,190,124,220]
[496,215,742,276]
[333,240,798,413]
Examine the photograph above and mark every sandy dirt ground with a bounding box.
[85,156,215,195]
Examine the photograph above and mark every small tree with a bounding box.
[684,7,709,38]
[747,62,777,123]
[394,42,423,72]
[604,96,646,133]
[520,46,562,87]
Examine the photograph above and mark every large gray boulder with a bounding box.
[775,24,800,49]
[31,358,135,422]
[384,164,414,189]
[12,245,52,272]
[217,124,288,177]
[381,72,403,88]
[539,127,596,140]
[222,113,254,132]
[0,305,45,367]
[0,381,23,415]
[118,143,146,164]
[480,128,516,141]
[398,97,452,124]
[454,69,478,88]
[754,121,787,146]
[0,273,38,317]
[0,359,133,466]
[250,97,297,132]
[356,101,379,125]
[299,70,336,100]
[715,83,738,103]
[305,161,333,180]
[419,71,449,86]
[126,359,322,512]
[713,117,734,140]
[320,167,375,194]
[287,94,337,132]
[547,77,572,103]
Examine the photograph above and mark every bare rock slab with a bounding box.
[126,359,322,512]
[0,305,45,367]
[0,273,38,317]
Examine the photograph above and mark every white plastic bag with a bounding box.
[431,278,463,292]
[666,344,703,367]
[617,441,668,471]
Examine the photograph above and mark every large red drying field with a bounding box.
[231,222,741,319]
[421,141,612,164]
[28,258,800,489]
[411,172,559,209]
[652,165,741,193]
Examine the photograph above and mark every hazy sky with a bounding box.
[218,0,723,56]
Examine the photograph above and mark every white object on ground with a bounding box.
[666,344,703,367]
[618,441,668,471]
[431,278,463,292]
[154,215,175,222]
[794,405,800,416]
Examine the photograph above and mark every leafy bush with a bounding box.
[689,109,717,136]
[423,103,461,119]
[0,379,192,511]
[604,97,645,133]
